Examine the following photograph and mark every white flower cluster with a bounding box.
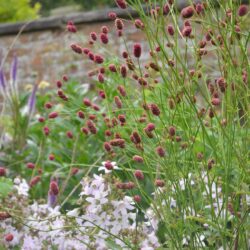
[0,174,159,249]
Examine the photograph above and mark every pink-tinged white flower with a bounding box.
[98,161,120,173]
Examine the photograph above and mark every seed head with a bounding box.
[167,24,175,36]
[94,54,104,64]
[0,167,6,176]
[134,19,145,29]
[26,162,35,169]
[77,111,85,119]
[99,90,106,99]
[133,43,142,58]
[67,21,77,33]
[182,26,192,37]
[155,179,165,187]
[98,73,105,83]
[108,11,117,20]
[50,181,59,195]
[104,161,114,170]
[90,32,97,41]
[110,138,125,148]
[133,195,141,203]
[100,33,109,44]
[196,3,204,14]
[238,5,248,16]
[109,64,117,72]
[48,111,58,119]
[211,97,220,106]
[30,176,41,187]
[5,234,14,242]
[71,168,79,175]
[86,120,97,134]
[181,6,194,18]
[117,85,126,96]
[66,131,73,139]
[49,154,55,161]
[81,127,89,135]
[101,26,109,34]
[114,96,122,109]
[145,123,155,132]
[83,98,92,107]
[134,170,144,180]
[150,103,161,116]
[116,0,127,9]
[70,44,82,54]
[38,116,45,123]
[131,131,141,144]
[115,18,124,30]
[156,146,165,157]
[120,65,127,78]
[43,126,50,136]
[168,126,176,136]
[133,155,144,163]
[103,142,112,152]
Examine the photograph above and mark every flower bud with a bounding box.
[181,6,194,18]
[100,33,109,44]
[26,162,35,169]
[108,12,117,20]
[238,5,248,16]
[66,131,73,139]
[133,155,144,163]
[133,43,142,58]
[150,103,161,116]
[116,0,127,9]
[94,54,104,64]
[156,146,165,157]
[50,181,59,195]
[48,111,58,119]
[0,167,6,176]
[5,234,14,242]
[155,179,165,187]
[133,195,141,203]
[134,170,144,180]
[115,18,124,30]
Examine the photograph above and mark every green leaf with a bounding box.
[106,239,124,250]
[0,177,13,198]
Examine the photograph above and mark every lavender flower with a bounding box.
[28,84,38,115]
[10,56,18,86]
[0,69,6,91]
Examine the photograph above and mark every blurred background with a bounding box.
[0,0,115,23]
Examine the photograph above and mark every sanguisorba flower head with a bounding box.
[133,43,142,58]
[238,5,248,16]
[116,0,127,9]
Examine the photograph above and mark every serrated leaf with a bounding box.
[0,177,13,198]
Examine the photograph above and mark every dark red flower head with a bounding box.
[181,6,194,18]
[238,5,248,16]
[116,0,127,9]
[133,43,142,58]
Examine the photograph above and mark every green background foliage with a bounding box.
[0,0,40,23]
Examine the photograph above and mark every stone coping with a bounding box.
[0,1,190,36]
[0,1,248,36]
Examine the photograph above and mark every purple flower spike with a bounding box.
[0,70,6,91]
[48,190,58,207]
[28,84,38,115]
[11,55,18,85]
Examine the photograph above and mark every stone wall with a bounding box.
[0,2,192,88]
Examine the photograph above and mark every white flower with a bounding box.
[13,178,29,197]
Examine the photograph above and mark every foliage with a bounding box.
[0,0,40,23]
[31,0,114,16]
